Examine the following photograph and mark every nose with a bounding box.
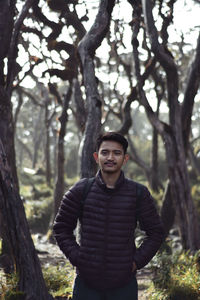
[107,152,114,160]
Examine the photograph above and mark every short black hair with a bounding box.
[96,132,128,154]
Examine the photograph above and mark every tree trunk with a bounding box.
[54,86,72,217]
[0,87,19,190]
[78,0,116,178]
[73,78,86,134]
[160,181,175,238]
[0,139,53,300]
[150,126,163,192]
[44,100,52,185]
[163,131,200,250]
[136,0,200,250]
[32,107,44,169]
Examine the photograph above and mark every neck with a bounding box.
[101,170,121,188]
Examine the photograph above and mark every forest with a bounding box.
[0,0,200,299]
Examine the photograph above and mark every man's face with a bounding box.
[93,140,129,174]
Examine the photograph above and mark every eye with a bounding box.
[114,151,122,155]
[114,150,122,156]
[101,150,108,155]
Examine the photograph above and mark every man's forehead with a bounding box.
[99,141,123,150]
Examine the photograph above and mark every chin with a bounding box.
[103,168,118,174]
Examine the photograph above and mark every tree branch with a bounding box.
[142,0,179,127]
[130,5,165,135]
[6,0,34,95]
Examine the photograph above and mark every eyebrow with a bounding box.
[100,149,122,152]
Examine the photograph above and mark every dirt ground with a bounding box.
[137,268,152,299]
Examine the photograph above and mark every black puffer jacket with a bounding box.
[53,171,164,290]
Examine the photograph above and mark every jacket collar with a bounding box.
[95,169,125,192]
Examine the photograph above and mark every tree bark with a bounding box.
[44,100,52,185]
[53,86,72,217]
[0,0,18,190]
[73,79,86,134]
[32,107,45,169]
[0,139,53,300]
[42,84,56,186]
[78,0,116,178]
[160,181,176,238]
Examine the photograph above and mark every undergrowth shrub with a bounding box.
[0,263,74,299]
[149,247,200,300]
[3,291,25,300]
[42,264,74,298]
[0,273,25,300]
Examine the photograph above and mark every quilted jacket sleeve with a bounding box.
[133,186,165,269]
[53,179,86,267]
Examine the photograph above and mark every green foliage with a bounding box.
[42,264,73,298]
[149,247,200,300]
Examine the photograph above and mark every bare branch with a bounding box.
[119,57,156,135]
[142,0,179,127]
[6,0,34,95]
[130,6,165,135]
[17,86,44,107]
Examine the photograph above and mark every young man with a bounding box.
[53,132,164,300]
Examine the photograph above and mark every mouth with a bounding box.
[104,162,116,167]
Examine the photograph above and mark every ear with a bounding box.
[123,154,129,165]
[93,152,99,164]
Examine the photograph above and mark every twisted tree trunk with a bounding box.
[78,0,116,178]
[53,86,72,217]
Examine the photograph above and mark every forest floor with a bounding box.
[36,234,152,300]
